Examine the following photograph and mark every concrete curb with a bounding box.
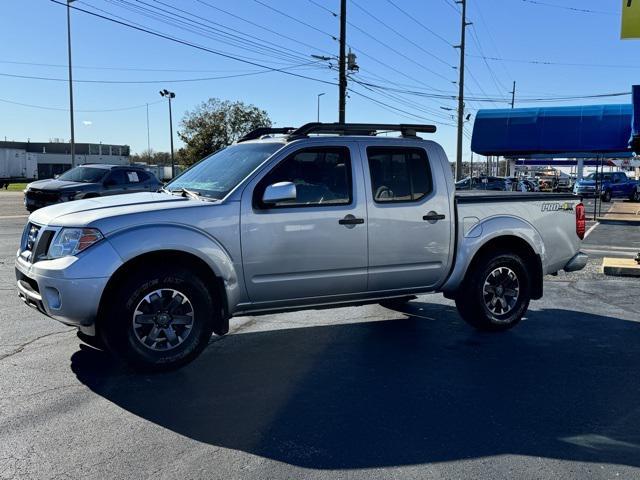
[597,217,640,225]
[602,257,640,277]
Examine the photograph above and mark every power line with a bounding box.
[468,24,509,95]
[196,0,336,58]
[350,0,455,68]
[305,0,337,17]
[351,79,631,103]
[0,61,323,84]
[441,0,461,14]
[79,0,310,67]
[103,0,315,65]
[0,58,312,74]
[251,0,338,40]
[146,0,323,65]
[0,96,163,112]
[384,0,454,47]
[469,54,640,70]
[349,85,457,127]
[471,1,513,80]
[347,20,453,83]
[520,0,616,15]
[350,77,461,121]
[50,0,338,87]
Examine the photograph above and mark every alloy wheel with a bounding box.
[132,288,195,351]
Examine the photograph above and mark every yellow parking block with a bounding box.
[602,257,640,277]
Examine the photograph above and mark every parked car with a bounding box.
[16,123,588,371]
[455,176,513,191]
[23,164,162,212]
[573,171,639,202]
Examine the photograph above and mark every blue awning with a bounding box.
[471,103,635,157]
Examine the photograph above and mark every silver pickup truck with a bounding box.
[15,123,588,371]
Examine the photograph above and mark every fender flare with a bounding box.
[105,223,241,315]
[442,215,545,296]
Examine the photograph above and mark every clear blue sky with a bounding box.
[1,0,637,161]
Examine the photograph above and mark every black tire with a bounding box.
[455,251,531,332]
[630,189,640,202]
[601,190,612,202]
[77,331,105,350]
[100,265,215,372]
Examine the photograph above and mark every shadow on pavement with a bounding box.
[71,302,640,470]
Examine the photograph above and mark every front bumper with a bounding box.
[15,240,121,333]
[564,252,589,272]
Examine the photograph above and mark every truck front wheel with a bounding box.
[100,266,215,371]
[455,252,531,332]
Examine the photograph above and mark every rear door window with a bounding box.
[367,147,432,203]
[107,170,128,185]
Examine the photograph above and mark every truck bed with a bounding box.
[453,191,583,276]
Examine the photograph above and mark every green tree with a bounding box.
[177,98,271,166]
[130,149,172,166]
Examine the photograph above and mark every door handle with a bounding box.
[339,214,365,226]
[423,211,446,223]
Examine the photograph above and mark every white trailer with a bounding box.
[0,149,37,188]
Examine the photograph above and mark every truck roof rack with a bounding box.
[238,123,437,143]
[289,122,437,139]
[237,127,296,142]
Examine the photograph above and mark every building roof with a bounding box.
[0,141,130,155]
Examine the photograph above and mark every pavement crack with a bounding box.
[0,329,73,362]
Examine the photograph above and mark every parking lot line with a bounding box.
[0,215,28,220]
[584,222,599,239]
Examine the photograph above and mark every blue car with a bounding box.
[573,172,639,202]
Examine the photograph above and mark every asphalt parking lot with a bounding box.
[1,192,639,479]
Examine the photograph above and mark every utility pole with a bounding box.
[66,0,76,168]
[455,0,469,181]
[511,81,516,108]
[338,0,347,124]
[160,89,176,179]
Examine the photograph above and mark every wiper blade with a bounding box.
[172,187,219,202]
[160,187,218,202]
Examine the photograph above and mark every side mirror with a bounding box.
[54,174,60,179]
[262,181,296,205]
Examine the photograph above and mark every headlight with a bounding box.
[48,228,103,258]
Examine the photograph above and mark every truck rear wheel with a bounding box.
[455,251,531,332]
[601,190,612,202]
[100,265,215,372]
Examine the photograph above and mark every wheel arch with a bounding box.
[442,216,545,300]
[462,236,543,300]
[97,250,230,337]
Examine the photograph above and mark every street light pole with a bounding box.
[317,93,325,122]
[66,0,76,168]
[160,89,176,178]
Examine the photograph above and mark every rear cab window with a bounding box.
[366,147,432,203]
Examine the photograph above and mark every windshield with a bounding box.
[165,142,283,199]
[585,173,613,181]
[57,166,108,183]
